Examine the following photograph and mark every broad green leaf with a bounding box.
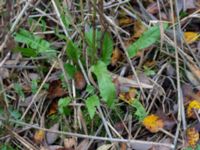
[85,28,101,48]
[58,97,71,115]
[14,29,56,57]
[91,61,116,107]
[85,95,100,119]
[55,0,72,28]
[131,99,147,121]
[101,33,113,65]
[31,79,38,94]
[13,47,37,57]
[85,28,101,60]
[127,24,168,58]
[66,40,80,61]
[41,19,47,32]
[64,63,76,79]
[86,85,95,94]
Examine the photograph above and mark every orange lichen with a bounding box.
[142,114,164,133]
[186,127,199,147]
[187,100,200,119]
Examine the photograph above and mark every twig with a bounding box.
[0,116,175,149]
[169,0,182,148]
[51,0,69,37]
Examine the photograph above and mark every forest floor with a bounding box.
[0,0,200,150]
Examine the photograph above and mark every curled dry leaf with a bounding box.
[184,32,199,44]
[185,70,200,87]
[187,100,200,119]
[111,48,122,66]
[188,63,200,82]
[186,127,199,147]
[143,114,164,133]
[64,138,76,149]
[133,20,147,38]
[48,101,58,116]
[46,123,59,144]
[74,71,86,90]
[48,80,67,99]
[118,17,134,26]
[34,130,45,144]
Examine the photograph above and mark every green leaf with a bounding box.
[85,95,100,119]
[86,85,95,95]
[14,83,24,100]
[131,99,147,121]
[127,24,168,58]
[85,28,101,48]
[85,28,101,60]
[31,79,38,94]
[91,61,116,107]
[196,144,200,150]
[101,33,113,65]
[66,40,80,61]
[14,29,56,57]
[64,63,76,79]
[58,97,71,115]
[1,144,15,150]
[13,47,38,57]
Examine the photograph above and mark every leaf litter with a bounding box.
[1,0,200,149]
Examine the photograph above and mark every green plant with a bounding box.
[31,79,38,94]
[14,83,25,101]
[143,66,156,76]
[58,97,71,115]
[85,28,113,65]
[85,95,100,119]
[1,144,15,150]
[14,29,56,57]
[91,61,116,107]
[127,23,168,58]
[131,99,147,121]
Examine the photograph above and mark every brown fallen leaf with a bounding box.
[46,123,59,144]
[111,48,122,66]
[48,100,58,116]
[48,80,67,99]
[188,63,200,82]
[64,138,76,149]
[143,114,164,133]
[133,20,147,38]
[74,71,86,90]
[120,143,127,150]
[186,127,199,148]
[118,17,134,26]
[76,139,89,150]
[34,130,45,144]
[185,70,200,87]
